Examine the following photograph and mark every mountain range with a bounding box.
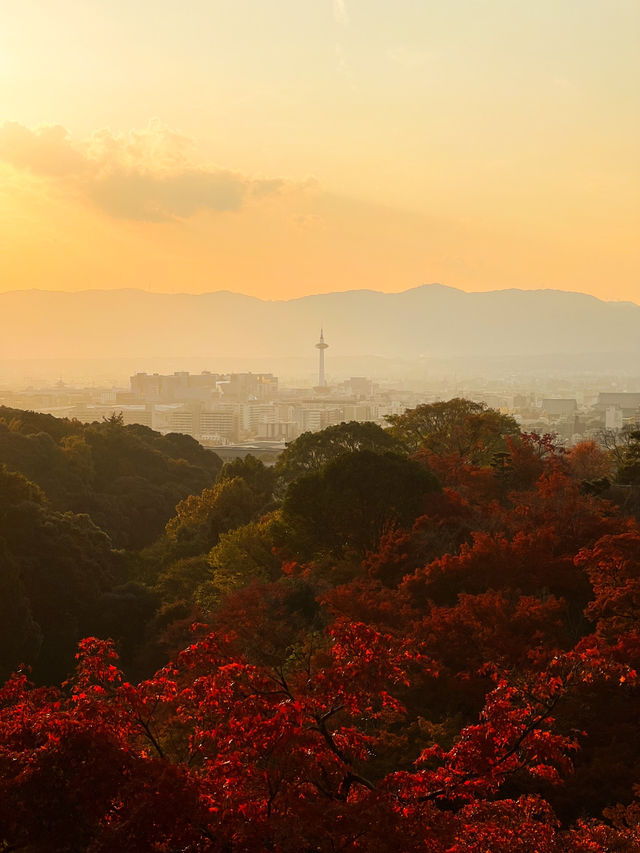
[1,284,638,372]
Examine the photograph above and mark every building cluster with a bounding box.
[3,331,640,455]
[4,378,640,453]
[0,372,407,457]
[459,390,640,444]
[118,370,396,447]
[0,333,412,454]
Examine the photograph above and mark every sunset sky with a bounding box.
[0,0,638,302]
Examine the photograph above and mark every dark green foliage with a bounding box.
[581,476,611,496]
[281,450,439,559]
[616,430,640,484]
[0,541,42,681]
[0,464,122,682]
[197,515,282,613]
[165,476,265,559]
[89,581,159,671]
[217,453,276,507]
[156,556,212,606]
[0,467,46,678]
[0,462,46,509]
[386,397,519,462]
[275,420,404,486]
[0,407,222,548]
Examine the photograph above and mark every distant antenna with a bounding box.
[315,328,329,387]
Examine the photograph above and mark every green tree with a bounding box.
[275,420,404,486]
[615,430,640,484]
[0,542,42,680]
[281,450,439,559]
[217,454,275,506]
[0,465,121,682]
[165,476,264,558]
[0,406,223,550]
[386,398,519,463]
[196,515,282,612]
[155,556,212,606]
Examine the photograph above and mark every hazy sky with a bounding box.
[0,0,638,301]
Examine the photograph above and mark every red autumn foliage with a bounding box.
[3,433,640,850]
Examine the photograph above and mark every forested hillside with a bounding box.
[0,406,222,548]
[2,402,640,850]
[0,407,222,682]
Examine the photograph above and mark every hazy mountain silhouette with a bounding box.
[1,284,638,363]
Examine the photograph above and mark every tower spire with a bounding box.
[315,328,329,388]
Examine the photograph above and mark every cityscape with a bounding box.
[2,327,640,461]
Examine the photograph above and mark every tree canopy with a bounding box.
[0,406,222,548]
[280,449,439,559]
[3,403,640,848]
[386,397,519,463]
[0,464,122,682]
[275,420,404,485]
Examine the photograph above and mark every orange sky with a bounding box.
[0,1,638,302]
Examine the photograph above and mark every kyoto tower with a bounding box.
[315,328,328,387]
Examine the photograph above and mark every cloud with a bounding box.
[0,121,285,221]
[0,122,85,176]
[88,168,253,222]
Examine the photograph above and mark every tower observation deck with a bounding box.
[315,329,329,387]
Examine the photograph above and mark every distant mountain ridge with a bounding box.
[1,284,638,363]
